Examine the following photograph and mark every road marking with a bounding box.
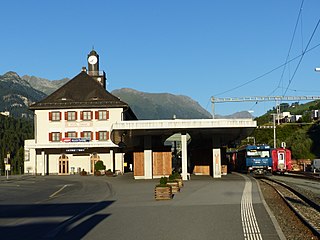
[50,184,68,198]
[241,175,263,240]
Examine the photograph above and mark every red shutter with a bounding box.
[80,111,83,120]
[91,131,93,140]
[75,132,78,138]
[95,111,99,120]
[65,132,68,138]
[96,132,99,140]
[75,112,78,120]
[59,133,62,141]
[90,111,93,120]
[59,112,61,120]
[106,131,110,140]
[49,112,52,121]
[106,111,110,120]
[81,132,84,138]
[65,112,68,121]
[49,133,52,141]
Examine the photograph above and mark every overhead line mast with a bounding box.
[210,96,320,119]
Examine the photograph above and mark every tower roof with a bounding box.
[30,71,130,110]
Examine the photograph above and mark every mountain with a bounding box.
[111,88,213,119]
[0,71,252,120]
[215,111,253,119]
[22,75,69,95]
[0,72,46,118]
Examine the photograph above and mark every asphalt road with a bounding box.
[0,174,282,240]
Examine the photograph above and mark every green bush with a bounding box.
[160,177,168,186]
[94,160,106,171]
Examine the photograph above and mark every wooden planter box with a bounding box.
[175,178,183,188]
[167,181,180,193]
[155,186,172,200]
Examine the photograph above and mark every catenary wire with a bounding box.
[283,17,320,96]
[213,42,320,97]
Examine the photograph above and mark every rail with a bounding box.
[261,177,320,237]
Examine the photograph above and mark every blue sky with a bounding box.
[1,0,320,117]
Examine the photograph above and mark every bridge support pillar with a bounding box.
[181,133,189,180]
[144,136,153,179]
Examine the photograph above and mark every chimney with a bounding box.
[82,67,87,72]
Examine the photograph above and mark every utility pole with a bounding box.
[272,114,276,148]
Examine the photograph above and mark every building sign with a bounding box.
[5,164,10,171]
[65,122,93,128]
[62,138,90,143]
[66,148,85,153]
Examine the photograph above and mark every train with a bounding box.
[229,144,273,176]
[271,147,292,174]
[228,145,292,176]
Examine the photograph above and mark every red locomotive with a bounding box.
[271,148,292,174]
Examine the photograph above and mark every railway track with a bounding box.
[261,177,320,238]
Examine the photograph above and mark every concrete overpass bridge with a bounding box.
[111,118,256,180]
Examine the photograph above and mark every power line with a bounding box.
[213,43,320,97]
[283,17,320,95]
[269,0,305,97]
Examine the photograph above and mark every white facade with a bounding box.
[25,107,125,175]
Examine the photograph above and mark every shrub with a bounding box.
[160,177,168,186]
[95,160,106,171]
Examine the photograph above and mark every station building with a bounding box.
[24,50,257,180]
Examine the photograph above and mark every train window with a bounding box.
[278,153,284,160]
[247,150,270,158]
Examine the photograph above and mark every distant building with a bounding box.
[0,111,10,117]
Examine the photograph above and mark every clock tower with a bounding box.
[87,49,107,88]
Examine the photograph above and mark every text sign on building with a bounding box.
[62,138,90,143]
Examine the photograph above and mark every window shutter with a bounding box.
[75,112,78,120]
[81,132,84,138]
[95,111,99,120]
[96,132,99,140]
[59,112,62,120]
[106,131,110,140]
[49,133,52,141]
[90,111,93,120]
[59,133,62,141]
[65,132,68,138]
[80,111,83,120]
[65,112,68,121]
[106,111,110,120]
[49,112,52,121]
[91,131,93,140]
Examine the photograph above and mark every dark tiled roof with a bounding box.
[30,71,129,110]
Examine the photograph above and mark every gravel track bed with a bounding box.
[259,181,318,240]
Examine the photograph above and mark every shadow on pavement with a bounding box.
[0,200,114,239]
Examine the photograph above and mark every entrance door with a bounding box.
[90,153,100,173]
[59,154,69,175]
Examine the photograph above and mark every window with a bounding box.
[49,111,61,121]
[49,132,61,142]
[24,150,30,162]
[66,132,77,138]
[81,111,92,121]
[82,131,92,140]
[96,131,109,141]
[65,111,77,121]
[95,110,109,120]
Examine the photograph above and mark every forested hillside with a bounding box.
[247,103,320,160]
[0,115,33,174]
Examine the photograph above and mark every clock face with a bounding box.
[88,55,97,64]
